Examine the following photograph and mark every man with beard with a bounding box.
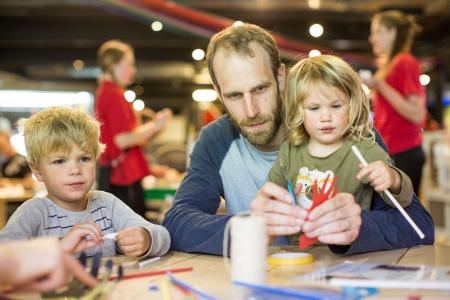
[162,23,434,255]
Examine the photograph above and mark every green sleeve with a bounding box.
[268,142,288,188]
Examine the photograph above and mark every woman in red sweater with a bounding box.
[367,10,426,195]
[95,40,171,217]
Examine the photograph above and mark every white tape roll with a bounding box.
[230,215,267,284]
[268,252,314,265]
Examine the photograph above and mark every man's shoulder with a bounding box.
[196,115,240,150]
[189,115,241,170]
[200,115,239,139]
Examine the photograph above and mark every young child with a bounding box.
[0,106,170,258]
[269,55,413,212]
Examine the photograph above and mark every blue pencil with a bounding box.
[233,280,345,300]
[167,272,217,300]
[280,159,298,206]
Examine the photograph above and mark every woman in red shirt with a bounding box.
[95,40,171,217]
[366,10,426,195]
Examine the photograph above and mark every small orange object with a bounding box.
[299,175,338,249]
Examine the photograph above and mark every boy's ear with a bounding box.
[29,162,44,182]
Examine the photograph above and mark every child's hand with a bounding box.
[356,161,401,193]
[153,108,173,132]
[60,223,103,254]
[116,227,151,257]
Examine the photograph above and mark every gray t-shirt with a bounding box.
[0,190,170,257]
[219,134,279,214]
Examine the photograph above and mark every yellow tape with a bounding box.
[268,252,314,265]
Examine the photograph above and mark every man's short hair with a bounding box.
[18,106,105,166]
[206,23,281,92]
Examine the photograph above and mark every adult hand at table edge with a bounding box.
[250,181,307,237]
[1,237,97,292]
[17,252,98,292]
[302,192,362,245]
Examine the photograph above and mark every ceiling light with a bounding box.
[151,21,163,32]
[0,90,91,108]
[309,24,323,38]
[192,49,205,61]
[133,99,145,111]
[308,0,320,9]
[358,69,372,82]
[10,134,26,156]
[192,89,217,102]
[124,90,136,102]
[73,59,84,70]
[419,74,430,86]
[309,50,321,57]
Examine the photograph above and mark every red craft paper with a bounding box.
[299,175,339,249]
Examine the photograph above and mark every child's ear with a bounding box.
[29,162,44,182]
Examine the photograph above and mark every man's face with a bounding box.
[212,43,285,151]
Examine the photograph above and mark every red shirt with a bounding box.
[95,80,150,185]
[373,53,425,155]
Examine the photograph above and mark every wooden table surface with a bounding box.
[0,189,32,228]
[104,244,450,300]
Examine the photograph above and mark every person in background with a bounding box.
[0,106,171,259]
[366,10,426,195]
[0,130,34,189]
[0,237,96,292]
[95,39,172,218]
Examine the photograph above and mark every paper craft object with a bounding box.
[299,175,338,249]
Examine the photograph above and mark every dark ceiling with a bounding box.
[0,0,449,113]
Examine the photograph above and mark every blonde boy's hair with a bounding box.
[18,106,105,166]
[284,54,373,146]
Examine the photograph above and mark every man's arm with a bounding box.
[329,193,434,255]
[162,119,235,255]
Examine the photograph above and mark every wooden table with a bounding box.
[0,190,32,228]
[105,245,450,300]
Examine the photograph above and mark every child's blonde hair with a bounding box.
[18,106,105,166]
[284,54,374,146]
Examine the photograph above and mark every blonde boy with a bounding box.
[0,106,170,258]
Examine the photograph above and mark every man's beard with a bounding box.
[229,95,283,147]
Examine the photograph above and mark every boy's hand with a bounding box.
[356,161,401,193]
[116,227,152,257]
[61,223,103,254]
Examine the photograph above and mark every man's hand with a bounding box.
[251,182,307,236]
[302,192,362,245]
